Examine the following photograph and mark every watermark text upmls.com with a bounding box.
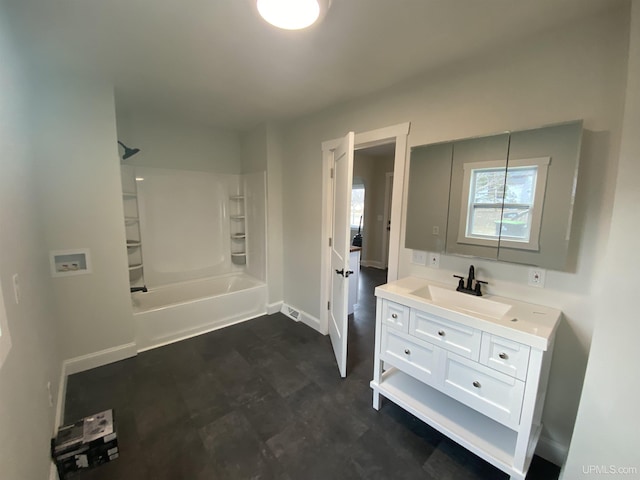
[583,465,638,475]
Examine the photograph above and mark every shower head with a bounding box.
[117,140,141,160]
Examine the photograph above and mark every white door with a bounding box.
[329,132,355,378]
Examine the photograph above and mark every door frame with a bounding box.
[382,172,394,269]
[319,122,410,334]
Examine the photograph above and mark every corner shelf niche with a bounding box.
[230,195,247,265]
[121,165,145,290]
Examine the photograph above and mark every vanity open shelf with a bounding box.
[376,368,521,470]
[371,276,560,480]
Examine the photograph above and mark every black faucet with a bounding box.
[466,265,475,291]
[453,265,487,296]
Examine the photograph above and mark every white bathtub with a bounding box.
[133,273,267,351]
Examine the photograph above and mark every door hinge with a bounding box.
[327,301,331,310]
[330,168,334,179]
[329,237,332,247]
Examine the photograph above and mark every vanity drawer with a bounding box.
[410,309,481,360]
[380,326,440,385]
[480,333,531,381]
[442,353,525,429]
[381,300,410,333]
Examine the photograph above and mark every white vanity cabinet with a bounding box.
[370,277,560,480]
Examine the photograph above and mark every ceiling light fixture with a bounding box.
[256,0,331,30]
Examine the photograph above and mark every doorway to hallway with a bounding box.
[345,266,387,378]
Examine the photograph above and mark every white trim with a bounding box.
[267,301,284,315]
[320,122,410,336]
[355,123,411,150]
[500,157,550,251]
[280,303,301,321]
[54,363,67,430]
[63,342,137,376]
[382,172,394,269]
[280,303,323,333]
[457,157,550,251]
[299,310,322,333]
[536,434,568,467]
[360,260,386,269]
[457,160,507,248]
[50,359,68,480]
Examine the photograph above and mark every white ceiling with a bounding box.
[5,0,618,130]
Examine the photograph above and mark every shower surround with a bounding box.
[131,166,267,350]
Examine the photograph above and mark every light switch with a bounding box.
[412,250,427,265]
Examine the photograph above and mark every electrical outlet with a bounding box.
[411,250,427,265]
[428,252,440,268]
[528,268,546,288]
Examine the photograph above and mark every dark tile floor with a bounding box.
[63,267,560,479]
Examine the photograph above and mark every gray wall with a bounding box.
[115,108,242,174]
[0,11,62,479]
[280,5,629,464]
[241,122,285,306]
[562,2,640,477]
[34,75,135,361]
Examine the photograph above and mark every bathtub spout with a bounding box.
[131,285,148,293]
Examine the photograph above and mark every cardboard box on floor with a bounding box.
[51,409,119,478]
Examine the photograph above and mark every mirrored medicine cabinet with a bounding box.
[405,120,583,270]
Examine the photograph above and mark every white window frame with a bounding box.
[458,157,550,251]
[0,286,12,369]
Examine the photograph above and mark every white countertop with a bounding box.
[375,276,561,350]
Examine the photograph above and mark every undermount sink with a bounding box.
[410,284,512,320]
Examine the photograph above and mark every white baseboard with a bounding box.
[50,463,59,480]
[299,310,321,332]
[54,364,67,430]
[280,303,301,321]
[63,342,137,376]
[50,357,69,480]
[280,303,322,333]
[536,434,568,467]
[360,260,386,269]
[267,301,283,315]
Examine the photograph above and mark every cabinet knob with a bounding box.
[404,348,411,355]
[391,313,398,319]
[498,352,509,360]
[473,381,481,388]
[438,330,446,337]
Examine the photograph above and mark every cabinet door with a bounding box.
[380,326,442,387]
[480,333,530,381]
[381,300,410,333]
[445,133,510,260]
[442,352,525,429]
[405,142,453,252]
